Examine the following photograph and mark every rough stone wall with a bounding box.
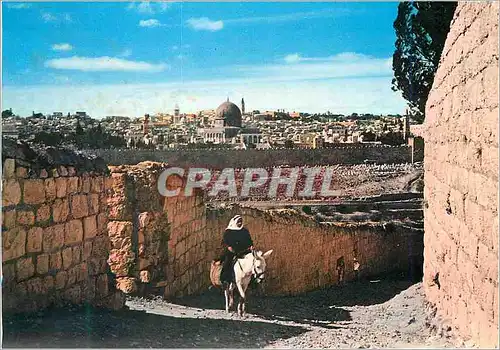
[2,141,125,314]
[204,206,423,295]
[105,162,207,298]
[95,145,415,169]
[423,2,498,347]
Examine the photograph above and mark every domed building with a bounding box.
[194,98,262,147]
[215,99,242,127]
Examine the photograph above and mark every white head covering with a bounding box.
[227,215,243,230]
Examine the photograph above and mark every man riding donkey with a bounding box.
[218,215,254,284]
[211,214,273,315]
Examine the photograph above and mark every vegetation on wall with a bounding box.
[392,2,457,123]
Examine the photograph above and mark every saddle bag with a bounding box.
[210,260,223,288]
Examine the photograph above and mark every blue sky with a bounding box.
[2,1,408,117]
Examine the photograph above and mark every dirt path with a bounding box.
[2,279,461,348]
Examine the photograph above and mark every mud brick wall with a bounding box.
[2,140,125,314]
[205,206,423,295]
[423,2,498,348]
[105,162,207,298]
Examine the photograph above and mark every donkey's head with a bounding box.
[251,249,273,283]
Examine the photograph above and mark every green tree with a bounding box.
[392,2,457,123]
[284,139,294,149]
[2,109,14,118]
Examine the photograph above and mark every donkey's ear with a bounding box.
[263,249,273,258]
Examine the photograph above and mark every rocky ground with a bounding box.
[2,277,463,348]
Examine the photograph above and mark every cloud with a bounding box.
[230,52,393,81]
[186,17,223,31]
[171,44,190,51]
[127,1,172,15]
[52,43,73,51]
[41,11,72,23]
[2,77,406,117]
[224,8,351,25]
[120,49,132,57]
[44,56,169,72]
[6,3,31,9]
[139,19,163,27]
[284,53,301,64]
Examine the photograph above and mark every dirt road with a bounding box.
[2,278,461,348]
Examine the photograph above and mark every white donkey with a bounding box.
[224,249,273,316]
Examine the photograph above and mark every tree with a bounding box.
[392,2,457,123]
[2,109,14,118]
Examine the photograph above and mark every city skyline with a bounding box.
[2,2,407,118]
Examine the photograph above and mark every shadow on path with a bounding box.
[173,276,417,329]
[2,304,308,348]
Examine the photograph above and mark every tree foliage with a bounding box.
[392,2,457,123]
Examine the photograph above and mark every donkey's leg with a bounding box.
[236,281,248,317]
[228,284,235,310]
[224,287,230,313]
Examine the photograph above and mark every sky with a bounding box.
[2,1,408,118]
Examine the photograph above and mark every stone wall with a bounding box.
[101,163,424,299]
[423,2,498,348]
[94,145,416,169]
[105,162,207,298]
[2,140,125,313]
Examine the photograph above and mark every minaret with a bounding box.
[403,108,410,140]
[143,114,150,135]
[241,98,245,114]
[174,104,180,124]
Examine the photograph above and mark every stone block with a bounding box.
[93,235,110,259]
[83,215,98,239]
[62,247,73,270]
[49,252,63,271]
[37,253,49,275]
[97,213,107,235]
[3,209,17,230]
[39,169,48,178]
[67,177,79,194]
[2,227,27,262]
[91,176,104,193]
[43,275,54,293]
[2,262,16,286]
[55,177,67,198]
[44,178,57,202]
[52,198,69,223]
[27,227,43,253]
[24,179,46,205]
[2,179,21,207]
[43,224,65,252]
[25,276,43,294]
[96,274,110,296]
[3,159,16,178]
[83,241,92,260]
[15,166,28,178]
[72,245,82,265]
[36,204,51,223]
[77,263,88,282]
[71,194,89,219]
[67,265,78,285]
[89,194,99,215]
[58,166,69,177]
[115,276,136,294]
[80,176,91,193]
[65,219,83,244]
[16,257,35,281]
